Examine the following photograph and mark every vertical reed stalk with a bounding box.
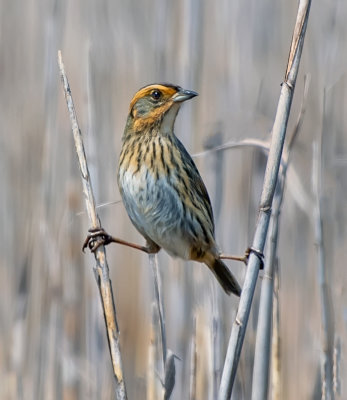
[252,75,310,400]
[313,141,334,400]
[148,254,167,370]
[218,1,312,398]
[58,51,127,400]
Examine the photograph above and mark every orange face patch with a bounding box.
[132,102,173,132]
[129,84,179,111]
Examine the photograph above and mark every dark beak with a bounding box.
[173,88,198,103]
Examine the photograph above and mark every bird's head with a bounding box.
[125,83,198,135]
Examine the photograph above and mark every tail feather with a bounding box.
[207,257,241,296]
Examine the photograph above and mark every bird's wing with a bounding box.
[175,136,215,235]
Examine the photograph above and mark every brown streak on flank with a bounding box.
[164,141,174,178]
[119,147,127,167]
[119,146,129,170]
[142,137,166,178]
[120,137,137,170]
[155,138,166,177]
[126,139,141,174]
[151,140,156,170]
[129,84,178,111]
[162,140,173,176]
[172,145,193,203]
[144,139,151,167]
[133,140,143,175]
[168,136,180,171]
[158,137,166,172]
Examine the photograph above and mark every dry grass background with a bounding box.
[1,0,346,399]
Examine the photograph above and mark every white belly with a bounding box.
[118,166,192,259]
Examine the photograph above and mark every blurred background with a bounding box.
[1,0,346,399]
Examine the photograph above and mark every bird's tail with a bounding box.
[205,255,241,296]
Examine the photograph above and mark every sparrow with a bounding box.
[115,83,241,296]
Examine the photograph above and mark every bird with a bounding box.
[115,83,241,296]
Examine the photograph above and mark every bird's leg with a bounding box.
[219,253,248,263]
[219,247,264,270]
[82,227,158,254]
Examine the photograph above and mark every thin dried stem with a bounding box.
[193,138,270,159]
[333,337,341,396]
[287,74,310,152]
[58,51,127,400]
[163,350,179,400]
[147,303,159,400]
[148,254,176,399]
[313,141,335,400]
[271,261,281,400]
[148,254,167,371]
[218,1,312,398]
[189,318,197,400]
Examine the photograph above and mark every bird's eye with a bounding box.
[151,90,162,101]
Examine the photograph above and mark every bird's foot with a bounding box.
[82,228,114,253]
[219,247,264,270]
[82,228,157,254]
[244,247,265,270]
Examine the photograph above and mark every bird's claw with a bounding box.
[244,247,264,270]
[82,228,112,253]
